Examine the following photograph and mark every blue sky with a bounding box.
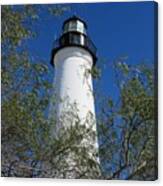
[26,1,156,104]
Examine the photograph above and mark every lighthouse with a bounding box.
[49,16,100,178]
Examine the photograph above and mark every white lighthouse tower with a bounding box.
[50,16,99,178]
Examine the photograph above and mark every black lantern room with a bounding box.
[50,16,97,66]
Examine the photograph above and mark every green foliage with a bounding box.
[98,59,157,180]
[90,65,101,79]
[1,5,36,48]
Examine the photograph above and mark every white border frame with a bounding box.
[0,0,162,185]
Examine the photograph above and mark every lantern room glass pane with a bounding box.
[76,21,86,34]
[63,20,86,34]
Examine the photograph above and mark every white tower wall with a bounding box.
[50,46,98,150]
[54,47,95,122]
